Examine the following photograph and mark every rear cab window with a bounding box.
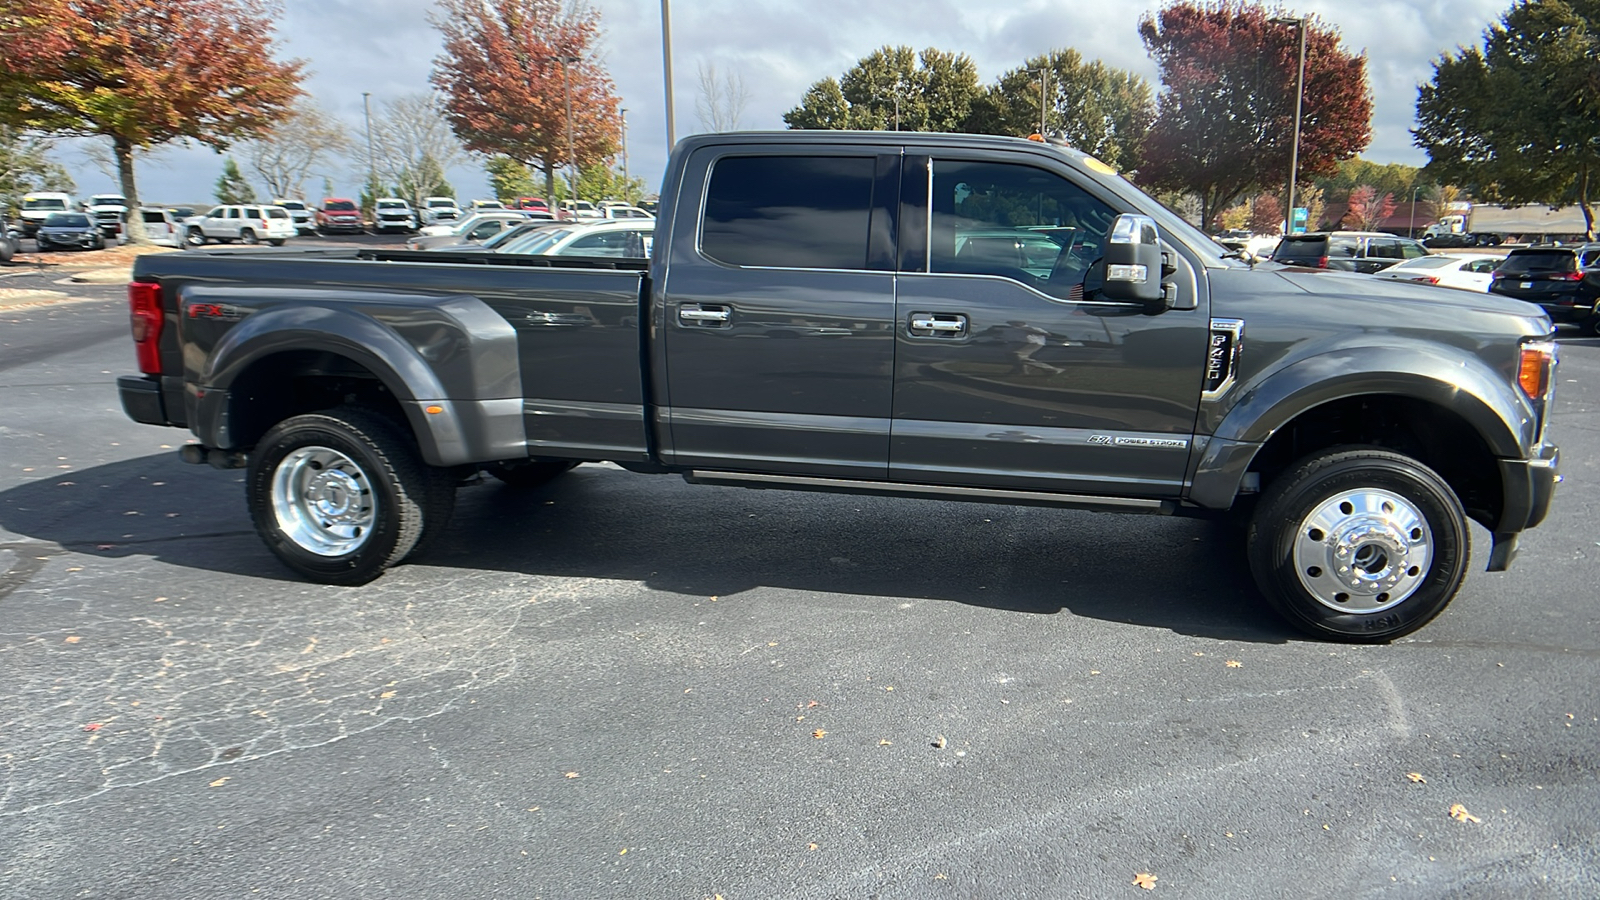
[700,156,876,269]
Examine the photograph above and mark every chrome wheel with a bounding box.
[270,445,377,556]
[1292,487,1432,614]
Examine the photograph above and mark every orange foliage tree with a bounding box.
[430,0,620,202]
[0,0,303,241]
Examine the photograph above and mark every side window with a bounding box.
[243,207,261,219]
[205,207,224,219]
[701,155,875,269]
[225,208,240,220]
[1469,258,1500,274]
[1399,240,1428,259]
[929,159,1116,301]
[469,221,502,239]
[1328,237,1359,257]
[1368,238,1402,260]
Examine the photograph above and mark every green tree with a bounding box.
[1314,158,1422,203]
[784,46,982,132]
[564,162,647,204]
[964,49,1154,170]
[486,155,541,202]
[214,157,256,204]
[394,153,453,207]
[1414,0,1600,238]
[0,126,74,215]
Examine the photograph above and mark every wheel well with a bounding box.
[227,350,407,449]
[1247,395,1503,529]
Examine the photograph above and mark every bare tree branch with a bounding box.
[241,103,353,200]
[695,61,750,133]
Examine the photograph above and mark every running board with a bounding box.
[683,470,1173,514]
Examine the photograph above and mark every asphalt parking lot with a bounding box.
[1,268,1597,898]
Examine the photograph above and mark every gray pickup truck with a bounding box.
[118,132,1560,642]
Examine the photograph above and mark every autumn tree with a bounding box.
[1420,183,1463,223]
[964,49,1154,170]
[784,46,982,132]
[1342,184,1395,230]
[1415,0,1600,238]
[487,155,541,202]
[0,0,302,241]
[431,0,620,202]
[1137,2,1372,230]
[1248,193,1284,234]
[695,62,751,133]
[214,157,256,204]
[1315,157,1422,203]
[243,103,352,201]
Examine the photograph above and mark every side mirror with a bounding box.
[1101,214,1169,309]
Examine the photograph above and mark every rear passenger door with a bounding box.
[658,145,900,479]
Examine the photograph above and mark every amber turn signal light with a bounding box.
[1517,342,1556,400]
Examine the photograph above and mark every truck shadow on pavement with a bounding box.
[0,457,1294,644]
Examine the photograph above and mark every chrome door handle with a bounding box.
[679,303,731,325]
[909,313,968,336]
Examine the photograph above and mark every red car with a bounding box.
[314,198,363,235]
[512,196,549,213]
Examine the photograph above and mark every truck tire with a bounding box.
[185,228,206,248]
[239,229,259,245]
[247,408,455,585]
[1246,447,1469,642]
[487,460,577,488]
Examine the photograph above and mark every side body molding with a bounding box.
[189,287,524,466]
[1188,343,1536,509]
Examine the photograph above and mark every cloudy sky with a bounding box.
[99,0,1516,203]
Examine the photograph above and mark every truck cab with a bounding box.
[18,191,74,237]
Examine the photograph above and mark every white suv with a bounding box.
[421,196,462,226]
[182,205,297,248]
[373,198,418,233]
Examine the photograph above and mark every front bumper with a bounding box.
[1487,443,1560,571]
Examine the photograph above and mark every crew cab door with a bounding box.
[889,152,1208,498]
[657,145,900,479]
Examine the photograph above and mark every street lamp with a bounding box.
[1027,66,1050,136]
[1270,16,1308,235]
[661,0,676,151]
[556,55,580,189]
[620,108,629,198]
[1409,185,1421,237]
[361,91,376,198]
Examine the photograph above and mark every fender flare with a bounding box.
[1189,344,1535,509]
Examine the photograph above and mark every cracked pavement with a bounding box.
[1,291,1597,898]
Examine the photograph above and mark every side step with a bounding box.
[683,470,1173,514]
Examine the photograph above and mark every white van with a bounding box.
[19,192,75,237]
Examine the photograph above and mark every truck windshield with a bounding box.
[325,201,357,211]
[25,198,67,211]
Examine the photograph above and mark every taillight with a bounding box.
[1553,271,1584,281]
[129,281,164,375]
[1419,276,1439,284]
[1518,341,1556,402]
[1316,256,1329,268]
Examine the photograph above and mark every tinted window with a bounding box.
[1367,239,1403,260]
[1399,240,1428,259]
[1273,236,1329,259]
[499,228,571,255]
[25,198,67,210]
[141,210,169,224]
[1497,250,1575,275]
[560,230,639,257]
[701,155,875,269]
[1394,256,1456,270]
[267,208,289,219]
[44,213,90,227]
[1467,258,1502,274]
[325,201,357,211]
[279,201,305,211]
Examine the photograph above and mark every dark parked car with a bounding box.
[1270,231,1429,274]
[1,220,19,263]
[1423,231,1501,249]
[35,212,105,251]
[1488,245,1600,334]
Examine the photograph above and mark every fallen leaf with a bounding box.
[807,843,818,850]
[1133,872,1158,890]
[812,729,827,739]
[63,636,81,644]
[1089,670,1101,675]
[379,691,396,699]
[209,777,229,788]
[82,722,102,732]
[527,806,540,811]
[618,848,627,855]
[932,735,946,749]
[879,739,892,746]
[1225,660,1242,668]
[1407,772,1426,783]
[1449,804,1481,823]
[806,700,819,708]
[884,686,894,691]
[564,772,580,779]
[935,873,948,880]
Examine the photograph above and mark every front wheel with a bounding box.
[185,229,206,248]
[239,229,259,245]
[1247,448,1469,642]
[267,238,286,246]
[247,408,456,585]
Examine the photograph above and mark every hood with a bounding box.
[1269,266,1544,318]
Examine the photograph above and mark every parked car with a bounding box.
[314,198,363,234]
[1375,253,1506,292]
[511,196,550,213]
[556,199,602,222]
[273,199,315,235]
[1422,231,1498,250]
[18,191,74,238]
[1269,231,1430,274]
[470,199,505,210]
[84,193,129,239]
[183,204,296,247]
[138,207,185,248]
[599,205,654,220]
[420,196,462,227]
[1488,244,1600,334]
[420,220,563,252]
[34,212,105,250]
[409,210,531,244]
[373,198,419,233]
[498,219,654,258]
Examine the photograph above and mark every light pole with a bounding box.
[1409,185,1421,237]
[620,108,630,199]
[557,55,580,194]
[1028,66,1050,136]
[661,0,676,151]
[361,92,376,200]
[1270,16,1307,235]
